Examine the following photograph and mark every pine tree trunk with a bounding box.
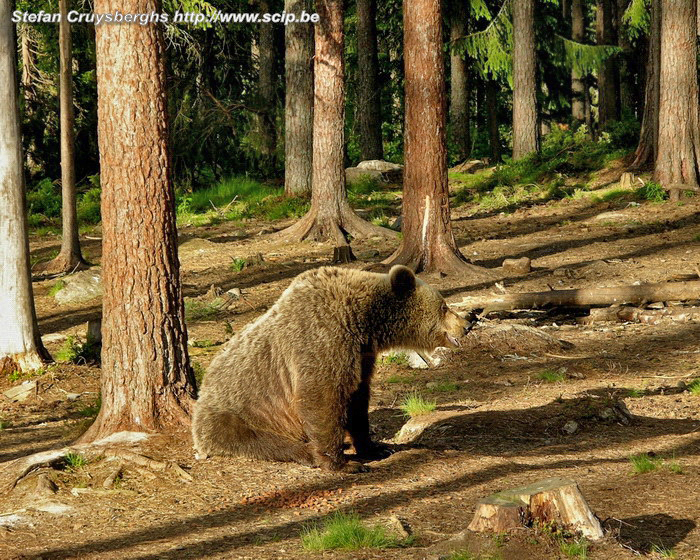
[596,0,619,129]
[0,0,51,374]
[356,0,383,161]
[258,0,277,170]
[617,0,634,115]
[654,0,700,194]
[284,0,313,196]
[449,2,470,162]
[39,0,87,274]
[486,79,501,162]
[512,0,538,159]
[80,0,195,442]
[632,0,660,169]
[571,0,586,121]
[383,0,490,277]
[277,0,393,244]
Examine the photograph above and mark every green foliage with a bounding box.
[537,369,566,383]
[300,512,408,551]
[48,280,66,297]
[559,36,621,76]
[77,187,102,224]
[191,339,219,348]
[400,392,437,417]
[26,178,61,219]
[622,0,651,39]
[348,175,382,195]
[56,336,100,364]
[627,388,644,398]
[78,395,101,417]
[64,452,88,471]
[636,182,667,203]
[629,453,662,474]
[650,544,677,558]
[380,352,409,366]
[184,298,227,321]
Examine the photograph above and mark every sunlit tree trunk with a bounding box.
[257,0,277,171]
[512,0,538,159]
[277,0,392,245]
[284,0,313,195]
[486,79,501,162]
[0,0,51,374]
[80,0,196,442]
[383,0,489,277]
[632,0,660,168]
[654,0,700,197]
[356,0,383,160]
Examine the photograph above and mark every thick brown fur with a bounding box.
[192,265,467,472]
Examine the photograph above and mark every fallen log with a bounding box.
[453,280,700,312]
[579,306,700,325]
[468,477,604,540]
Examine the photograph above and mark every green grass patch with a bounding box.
[0,418,10,429]
[56,336,100,364]
[348,175,382,195]
[77,394,101,417]
[537,369,567,383]
[636,181,667,203]
[651,543,677,558]
[386,374,414,384]
[446,551,502,560]
[686,379,700,395]
[626,388,644,398]
[427,381,460,393]
[629,453,662,474]
[63,452,88,471]
[184,299,226,321]
[230,257,247,272]
[666,460,684,475]
[300,512,409,551]
[560,538,589,559]
[192,361,206,386]
[400,391,437,417]
[191,339,220,348]
[48,279,66,297]
[380,352,409,366]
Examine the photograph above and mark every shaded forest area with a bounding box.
[2,0,700,558]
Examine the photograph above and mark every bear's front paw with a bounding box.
[337,460,370,474]
[354,441,394,461]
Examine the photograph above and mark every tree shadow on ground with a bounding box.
[612,514,696,554]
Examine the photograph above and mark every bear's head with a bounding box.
[386,265,469,351]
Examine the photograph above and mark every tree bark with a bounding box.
[571,0,586,122]
[512,0,538,159]
[80,0,196,442]
[632,0,660,169]
[39,0,87,274]
[277,0,393,244]
[284,0,313,196]
[449,1,470,162]
[653,0,700,193]
[596,0,619,129]
[0,0,51,374]
[616,0,635,115]
[454,280,700,312]
[257,0,277,170]
[356,0,383,161]
[486,79,501,162]
[382,0,490,277]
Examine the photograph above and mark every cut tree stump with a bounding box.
[454,280,700,312]
[468,477,604,540]
[332,245,356,264]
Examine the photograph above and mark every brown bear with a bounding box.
[191,265,468,472]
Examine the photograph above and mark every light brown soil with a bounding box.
[2,184,699,559]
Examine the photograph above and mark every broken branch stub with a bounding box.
[468,477,604,540]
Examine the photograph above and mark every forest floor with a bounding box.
[2,163,700,559]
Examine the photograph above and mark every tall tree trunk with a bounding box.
[571,0,586,122]
[486,79,501,162]
[632,0,660,169]
[284,0,314,195]
[512,0,538,159]
[654,0,700,196]
[449,1,470,163]
[258,0,277,171]
[0,0,51,374]
[596,0,619,129]
[40,0,87,274]
[80,0,196,442]
[383,0,490,277]
[356,0,383,161]
[277,0,392,244]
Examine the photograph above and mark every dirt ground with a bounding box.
[1,176,700,559]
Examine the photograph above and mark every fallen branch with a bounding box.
[453,280,700,312]
[579,306,700,325]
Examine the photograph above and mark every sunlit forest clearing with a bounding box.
[2,0,700,559]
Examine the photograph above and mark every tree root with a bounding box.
[32,252,89,276]
[383,240,496,279]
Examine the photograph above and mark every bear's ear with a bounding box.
[389,265,416,296]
